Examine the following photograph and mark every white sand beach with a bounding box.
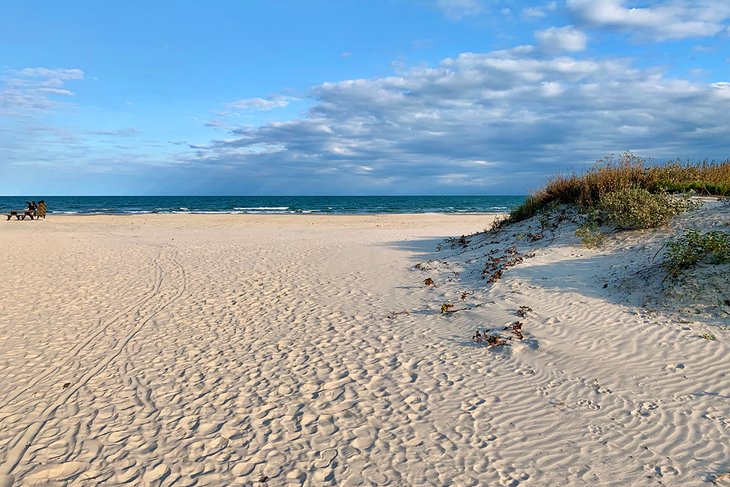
[0,210,728,486]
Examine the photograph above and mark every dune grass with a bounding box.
[508,153,730,224]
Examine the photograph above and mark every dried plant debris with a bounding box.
[386,310,410,319]
[472,330,507,347]
[413,260,447,271]
[424,278,434,286]
[516,306,533,317]
[441,303,455,314]
[486,335,507,347]
[474,321,527,347]
[443,235,471,249]
[486,269,503,284]
[460,291,471,301]
[510,321,524,340]
[481,246,535,284]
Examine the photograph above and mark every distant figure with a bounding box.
[37,200,47,219]
[23,201,37,219]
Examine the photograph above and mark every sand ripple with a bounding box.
[0,213,727,485]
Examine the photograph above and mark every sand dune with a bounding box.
[0,211,727,486]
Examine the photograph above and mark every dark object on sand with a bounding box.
[6,209,34,220]
[5,200,46,220]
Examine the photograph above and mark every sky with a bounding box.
[1,0,729,196]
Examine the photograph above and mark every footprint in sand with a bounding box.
[514,367,535,376]
[24,462,88,485]
[574,399,601,410]
[587,424,604,436]
[231,462,256,477]
[646,464,680,478]
[318,415,338,435]
[314,448,338,468]
[142,463,171,485]
[352,426,376,451]
[635,401,659,417]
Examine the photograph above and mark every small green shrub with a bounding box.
[537,201,560,230]
[598,187,690,229]
[665,229,730,277]
[576,221,603,247]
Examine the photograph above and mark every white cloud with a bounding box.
[523,1,557,19]
[568,0,730,40]
[226,96,291,112]
[88,128,139,137]
[185,45,730,193]
[711,82,730,98]
[17,68,84,80]
[535,26,588,52]
[0,67,85,116]
[433,0,484,19]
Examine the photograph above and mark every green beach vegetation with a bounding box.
[507,152,730,226]
[665,229,730,278]
[499,153,730,278]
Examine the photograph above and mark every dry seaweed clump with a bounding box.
[441,303,455,313]
[473,321,526,347]
[472,330,506,347]
[481,246,535,284]
[516,306,532,318]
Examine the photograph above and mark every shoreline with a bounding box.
[37,211,506,217]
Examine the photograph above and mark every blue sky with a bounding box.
[1,0,729,195]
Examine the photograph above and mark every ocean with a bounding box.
[0,195,524,215]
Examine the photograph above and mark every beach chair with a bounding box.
[37,201,47,219]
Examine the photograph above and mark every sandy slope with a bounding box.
[0,211,727,486]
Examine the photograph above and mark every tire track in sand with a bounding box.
[0,245,164,415]
[0,244,186,481]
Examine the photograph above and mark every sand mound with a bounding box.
[411,198,729,484]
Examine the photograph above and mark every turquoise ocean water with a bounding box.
[0,196,524,215]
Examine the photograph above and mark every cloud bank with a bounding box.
[568,0,730,40]
[433,0,485,19]
[189,45,730,193]
[226,96,291,112]
[535,26,588,52]
[0,68,85,116]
